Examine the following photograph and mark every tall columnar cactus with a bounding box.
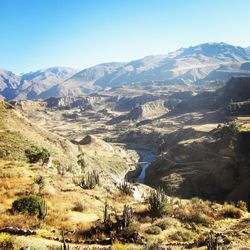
[122,204,133,228]
[38,199,48,220]
[93,170,100,186]
[73,170,100,189]
[206,231,219,250]
[103,201,112,232]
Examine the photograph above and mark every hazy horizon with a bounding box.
[1,0,250,73]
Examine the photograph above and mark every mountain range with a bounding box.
[1,42,250,100]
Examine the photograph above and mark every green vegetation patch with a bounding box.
[12,195,48,220]
[25,145,50,164]
[0,233,15,250]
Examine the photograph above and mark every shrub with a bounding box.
[236,200,248,212]
[175,208,214,226]
[139,216,152,223]
[145,226,162,235]
[77,152,87,171]
[169,229,195,242]
[174,199,215,226]
[219,204,242,219]
[72,201,86,212]
[154,218,171,230]
[148,189,173,217]
[0,233,14,250]
[216,121,241,137]
[192,213,214,226]
[34,175,44,186]
[123,221,141,237]
[111,242,128,250]
[227,101,241,115]
[12,195,42,215]
[12,195,48,220]
[25,146,50,164]
[143,240,163,250]
[52,159,60,168]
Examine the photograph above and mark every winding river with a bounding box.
[135,149,156,183]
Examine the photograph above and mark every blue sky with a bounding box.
[0,0,250,73]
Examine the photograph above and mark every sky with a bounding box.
[0,0,250,74]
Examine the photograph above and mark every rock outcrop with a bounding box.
[108,100,168,124]
[173,77,250,114]
[145,128,250,207]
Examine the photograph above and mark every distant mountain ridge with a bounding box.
[0,69,20,100]
[246,46,250,56]
[1,42,250,100]
[0,67,78,100]
[15,67,78,100]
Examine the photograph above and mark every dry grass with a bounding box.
[0,213,39,229]
[219,204,243,219]
[1,100,250,248]
[72,201,86,212]
[145,226,162,235]
[169,228,195,242]
[0,160,102,232]
[173,198,215,226]
[153,217,178,230]
[111,242,129,250]
[236,200,248,212]
[0,156,249,248]
[0,101,79,164]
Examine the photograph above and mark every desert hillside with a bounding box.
[0,77,250,249]
[2,1,250,248]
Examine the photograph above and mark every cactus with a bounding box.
[38,199,48,221]
[77,152,87,172]
[61,230,70,250]
[93,170,100,186]
[103,201,109,223]
[118,180,133,196]
[206,231,218,250]
[103,201,112,232]
[148,188,171,216]
[73,170,100,189]
[122,204,133,228]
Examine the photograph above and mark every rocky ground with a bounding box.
[0,77,250,249]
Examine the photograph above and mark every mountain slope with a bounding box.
[0,69,20,100]
[41,43,250,98]
[100,42,249,87]
[1,43,250,100]
[79,43,250,88]
[0,100,133,177]
[0,100,78,164]
[38,63,125,99]
[173,76,250,114]
[13,67,78,100]
[246,46,250,55]
[144,77,250,206]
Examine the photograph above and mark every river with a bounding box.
[135,149,156,183]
